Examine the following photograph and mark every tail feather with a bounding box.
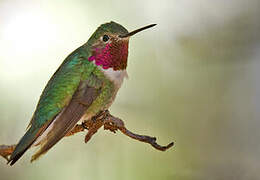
[8,127,39,166]
[30,101,87,162]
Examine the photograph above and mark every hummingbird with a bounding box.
[8,21,156,165]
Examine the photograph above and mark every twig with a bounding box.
[102,112,174,151]
[0,111,173,162]
[0,145,16,161]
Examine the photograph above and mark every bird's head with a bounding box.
[86,21,156,70]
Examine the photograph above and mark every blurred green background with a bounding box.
[1,0,260,179]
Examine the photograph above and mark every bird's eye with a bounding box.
[102,34,110,42]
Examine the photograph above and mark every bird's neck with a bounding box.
[87,42,129,71]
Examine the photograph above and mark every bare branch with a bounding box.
[0,145,16,161]
[103,112,174,151]
[0,111,173,162]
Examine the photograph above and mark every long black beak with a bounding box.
[119,24,157,38]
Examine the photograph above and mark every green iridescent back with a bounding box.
[29,47,91,128]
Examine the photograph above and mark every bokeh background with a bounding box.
[1,0,260,179]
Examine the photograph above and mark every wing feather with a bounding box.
[31,75,102,161]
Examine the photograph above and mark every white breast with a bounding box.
[100,67,128,88]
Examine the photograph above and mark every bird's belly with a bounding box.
[80,69,127,122]
[80,83,120,122]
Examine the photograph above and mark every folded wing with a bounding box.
[31,77,102,161]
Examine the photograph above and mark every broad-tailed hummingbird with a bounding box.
[8,21,156,165]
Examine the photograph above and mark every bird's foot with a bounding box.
[83,110,109,143]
